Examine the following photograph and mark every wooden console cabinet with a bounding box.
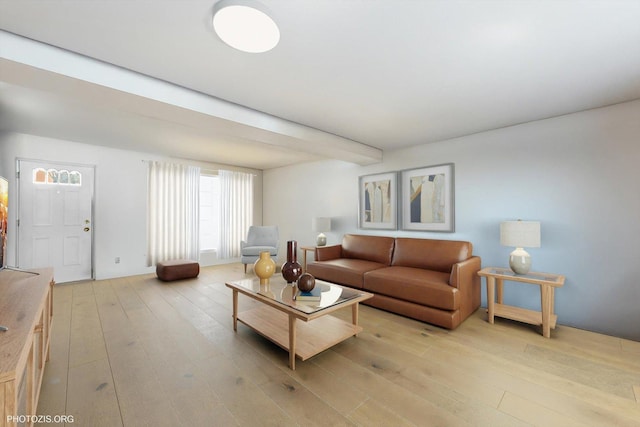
[0,268,54,427]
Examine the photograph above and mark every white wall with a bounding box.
[0,132,263,280]
[264,99,640,341]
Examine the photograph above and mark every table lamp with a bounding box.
[312,217,331,246]
[500,220,540,274]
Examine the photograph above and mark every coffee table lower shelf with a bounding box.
[237,305,362,363]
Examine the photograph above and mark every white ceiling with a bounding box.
[1,0,639,170]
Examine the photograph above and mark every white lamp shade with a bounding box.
[312,217,331,233]
[500,220,540,248]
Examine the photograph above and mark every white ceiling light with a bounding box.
[212,0,280,53]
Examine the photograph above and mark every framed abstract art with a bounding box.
[400,163,454,232]
[358,172,397,230]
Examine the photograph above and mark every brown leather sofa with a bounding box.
[306,234,481,329]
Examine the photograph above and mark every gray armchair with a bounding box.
[241,225,279,273]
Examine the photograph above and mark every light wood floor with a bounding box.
[36,264,640,426]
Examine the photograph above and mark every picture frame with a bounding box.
[358,172,398,230]
[400,163,454,232]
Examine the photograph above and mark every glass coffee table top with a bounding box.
[479,267,564,285]
[226,277,362,315]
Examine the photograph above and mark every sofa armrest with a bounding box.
[315,245,342,261]
[450,256,482,321]
[449,256,481,289]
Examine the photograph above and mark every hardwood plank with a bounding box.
[34,264,640,426]
[621,338,640,355]
[290,361,368,415]
[65,358,122,426]
[522,343,640,399]
[92,281,130,334]
[68,324,108,369]
[313,350,466,426]
[439,313,640,400]
[521,325,640,373]
[331,333,524,426]
[168,389,237,427]
[351,328,506,409]
[499,391,584,426]
[422,333,640,425]
[118,395,183,427]
[258,371,354,426]
[194,353,298,426]
[347,399,419,427]
[357,315,434,357]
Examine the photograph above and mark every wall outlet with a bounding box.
[115,257,120,264]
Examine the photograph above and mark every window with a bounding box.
[33,168,81,186]
[199,174,220,251]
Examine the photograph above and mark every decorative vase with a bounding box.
[254,251,276,285]
[297,273,316,292]
[281,240,303,284]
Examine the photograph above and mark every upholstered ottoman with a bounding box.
[156,259,200,281]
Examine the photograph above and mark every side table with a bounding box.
[478,267,565,338]
[300,246,316,272]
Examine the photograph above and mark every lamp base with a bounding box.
[316,233,327,246]
[509,247,531,274]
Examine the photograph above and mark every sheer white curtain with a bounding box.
[219,170,253,259]
[147,161,200,265]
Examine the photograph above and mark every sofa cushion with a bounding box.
[342,234,395,265]
[364,266,459,310]
[391,238,472,273]
[307,258,387,289]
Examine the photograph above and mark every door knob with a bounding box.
[83,227,90,232]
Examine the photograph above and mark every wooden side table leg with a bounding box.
[303,250,308,273]
[496,278,504,304]
[487,276,495,324]
[232,290,238,332]
[541,285,551,338]
[288,315,297,370]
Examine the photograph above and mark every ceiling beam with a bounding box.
[0,31,382,166]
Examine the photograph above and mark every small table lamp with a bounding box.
[312,217,331,246]
[500,220,540,274]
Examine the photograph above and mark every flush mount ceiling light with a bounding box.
[212,0,280,53]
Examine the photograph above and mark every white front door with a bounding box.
[17,160,94,283]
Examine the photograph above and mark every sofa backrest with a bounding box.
[342,234,395,265]
[391,237,472,273]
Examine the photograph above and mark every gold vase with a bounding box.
[254,251,276,285]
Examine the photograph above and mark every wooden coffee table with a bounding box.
[225,276,373,369]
